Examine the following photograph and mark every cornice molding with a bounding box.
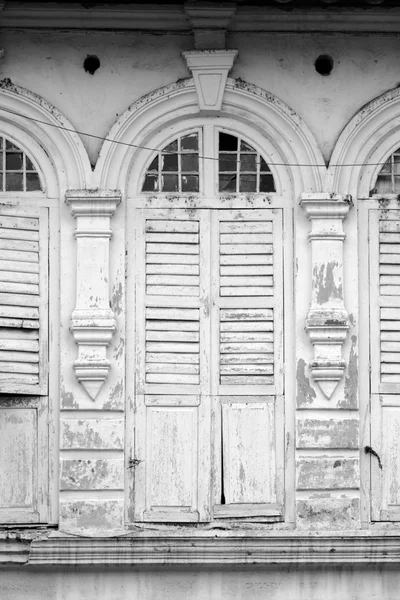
[2,4,400,33]
[25,534,400,565]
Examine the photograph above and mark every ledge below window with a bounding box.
[2,533,400,566]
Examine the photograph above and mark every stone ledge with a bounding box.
[23,535,400,566]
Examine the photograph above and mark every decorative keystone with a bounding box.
[182,49,238,112]
[300,193,352,399]
[66,190,121,400]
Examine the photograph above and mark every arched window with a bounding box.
[130,125,285,525]
[141,130,275,194]
[0,136,41,192]
[370,147,400,195]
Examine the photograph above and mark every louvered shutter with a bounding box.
[211,209,284,519]
[133,208,211,522]
[0,205,48,395]
[369,208,400,520]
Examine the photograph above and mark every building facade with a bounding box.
[1,1,400,598]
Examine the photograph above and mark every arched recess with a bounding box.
[96,78,325,196]
[0,81,92,526]
[0,79,92,194]
[328,87,400,198]
[328,87,400,527]
[96,78,325,527]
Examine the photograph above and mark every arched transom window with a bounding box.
[0,136,41,192]
[141,130,275,194]
[371,147,400,195]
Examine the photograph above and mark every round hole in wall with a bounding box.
[315,54,334,76]
[83,55,100,75]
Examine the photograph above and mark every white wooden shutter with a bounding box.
[0,206,48,395]
[369,208,400,520]
[134,209,211,522]
[211,209,284,519]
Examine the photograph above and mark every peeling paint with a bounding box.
[61,388,78,410]
[111,281,123,316]
[313,261,342,304]
[296,358,316,407]
[342,334,358,409]
[104,379,124,409]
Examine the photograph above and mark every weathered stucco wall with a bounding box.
[2,30,400,164]
[1,17,400,597]
[3,565,400,600]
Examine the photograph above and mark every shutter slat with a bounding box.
[0,206,48,394]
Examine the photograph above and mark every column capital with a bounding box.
[300,193,353,220]
[65,189,121,218]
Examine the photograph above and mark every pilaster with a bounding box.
[66,189,121,400]
[300,193,352,400]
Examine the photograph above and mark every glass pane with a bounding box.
[25,157,36,171]
[5,140,19,151]
[219,173,237,192]
[260,157,271,172]
[181,154,198,172]
[163,140,178,152]
[0,173,3,191]
[182,175,199,192]
[142,174,159,192]
[0,138,3,149]
[240,154,257,171]
[219,153,237,172]
[240,140,254,152]
[162,174,179,192]
[219,133,238,152]
[393,154,400,174]
[240,175,257,192]
[6,152,23,170]
[162,153,178,171]
[148,156,159,172]
[5,172,23,191]
[26,172,41,191]
[181,134,198,151]
[260,174,275,192]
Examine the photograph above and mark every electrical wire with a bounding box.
[0,105,393,169]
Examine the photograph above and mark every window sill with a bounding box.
[2,531,400,566]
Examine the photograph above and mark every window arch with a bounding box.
[141,129,275,195]
[0,135,41,192]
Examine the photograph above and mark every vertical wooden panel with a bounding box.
[215,398,279,517]
[144,406,198,521]
[371,396,400,521]
[0,406,40,523]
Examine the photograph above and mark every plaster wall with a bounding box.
[0,23,398,589]
[1,29,400,165]
[2,565,400,600]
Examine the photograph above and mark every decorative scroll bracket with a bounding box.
[66,189,121,400]
[300,193,353,399]
[182,49,238,113]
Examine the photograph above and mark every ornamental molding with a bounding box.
[2,4,400,33]
[0,79,91,192]
[182,50,238,112]
[25,534,400,566]
[300,193,352,399]
[66,189,122,400]
[96,78,324,194]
